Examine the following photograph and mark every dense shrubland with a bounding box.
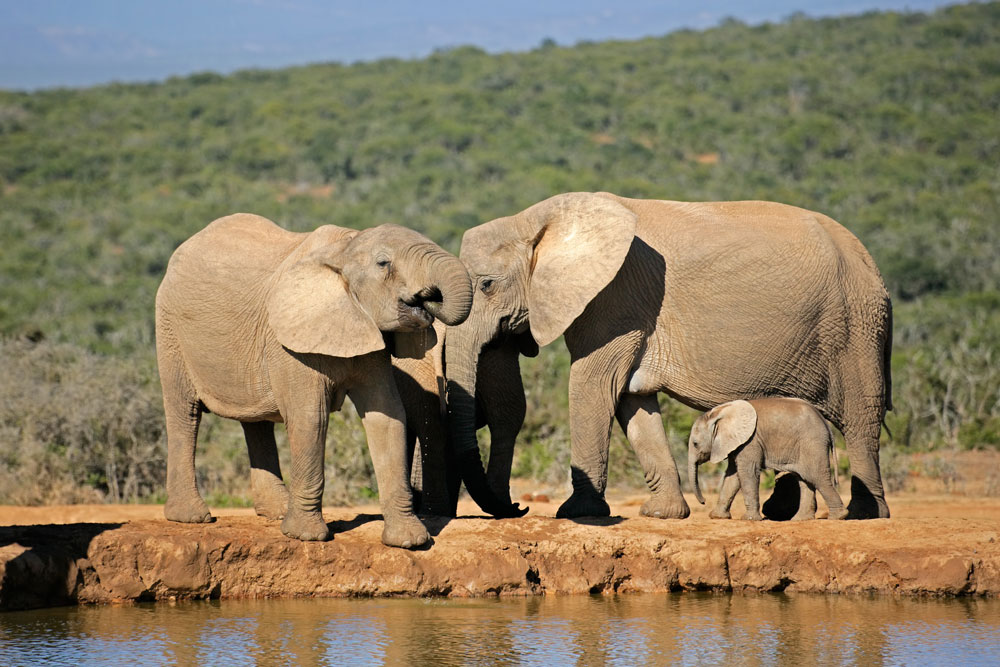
[1,3,997,504]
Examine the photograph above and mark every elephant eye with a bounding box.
[376,258,391,269]
[480,278,494,292]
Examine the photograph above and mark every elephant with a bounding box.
[155,213,473,546]
[393,320,535,518]
[688,398,847,521]
[444,192,892,521]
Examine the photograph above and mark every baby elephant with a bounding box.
[687,398,848,521]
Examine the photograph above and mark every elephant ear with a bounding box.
[267,243,385,358]
[391,326,438,360]
[527,193,637,347]
[709,400,758,464]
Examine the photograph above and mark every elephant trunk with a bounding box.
[445,319,526,518]
[689,449,706,505]
[416,250,473,326]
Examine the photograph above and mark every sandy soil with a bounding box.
[1,489,998,526]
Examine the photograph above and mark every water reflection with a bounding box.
[0,594,997,666]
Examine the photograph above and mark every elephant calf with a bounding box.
[688,398,847,521]
[155,214,472,546]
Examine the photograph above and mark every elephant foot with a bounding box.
[164,497,214,524]
[827,507,849,520]
[253,485,290,520]
[281,507,330,541]
[743,513,764,521]
[639,494,690,519]
[846,479,890,519]
[709,508,731,520]
[255,500,288,521]
[252,475,290,520]
[382,514,431,549]
[790,510,815,521]
[556,491,610,519]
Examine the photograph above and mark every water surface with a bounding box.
[1,593,998,666]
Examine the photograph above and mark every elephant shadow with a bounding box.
[0,522,123,610]
[762,472,810,521]
[566,516,626,526]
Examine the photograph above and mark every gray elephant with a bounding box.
[155,213,472,546]
[444,192,892,521]
[688,398,847,521]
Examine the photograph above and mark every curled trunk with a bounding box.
[416,251,473,326]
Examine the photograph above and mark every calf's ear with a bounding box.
[709,400,758,464]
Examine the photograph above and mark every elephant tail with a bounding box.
[827,420,839,489]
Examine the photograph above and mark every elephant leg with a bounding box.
[479,342,526,509]
[834,339,891,520]
[615,393,689,519]
[736,462,763,521]
[710,461,741,519]
[279,405,331,541]
[350,372,430,549]
[407,427,423,507]
[242,421,289,520]
[392,361,455,517]
[411,412,459,517]
[842,403,890,520]
[814,474,848,520]
[790,477,818,521]
[161,365,212,524]
[556,357,619,519]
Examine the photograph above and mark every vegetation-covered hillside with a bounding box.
[1,3,997,504]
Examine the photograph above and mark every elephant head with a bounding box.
[445,193,638,517]
[268,223,473,358]
[688,400,757,505]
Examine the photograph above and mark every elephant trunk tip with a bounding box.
[422,290,470,326]
[689,458,706,505]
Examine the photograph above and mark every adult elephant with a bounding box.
[155,214,473,545]
[446,192,892,520]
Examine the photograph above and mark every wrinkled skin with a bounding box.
[155,214,472,546]
[688,398,848,521]
[446,192,892,521]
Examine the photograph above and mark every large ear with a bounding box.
[391,326,438,360]
[527,193,637,347]
[267,244,385,358]
[709,400,758,464]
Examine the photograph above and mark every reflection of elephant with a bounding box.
[688,398,847,521]
[445,192,892,520]
[155,214,472,545]
[394,320,535,517]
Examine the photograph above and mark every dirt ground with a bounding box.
[1,450,997,610]
[1,489,998,526]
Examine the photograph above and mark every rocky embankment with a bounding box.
[1,496,998,610]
